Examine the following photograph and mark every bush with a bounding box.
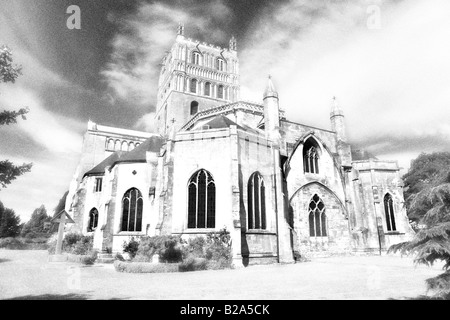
[63,232,83,249]
[178,257,208,272]
[67,250,98,265]
[71,236,93,255]
[114,253,125,261]
[123,238,140,259]
[0,237,25,250]
[182,236,206,259]
[135,235,183,263]
[114,260,179,273]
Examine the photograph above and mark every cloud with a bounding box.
[238,0,450,167]
[135,112,156,132]
[100,0,234,110]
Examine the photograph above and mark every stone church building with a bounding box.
[65,25,414,265]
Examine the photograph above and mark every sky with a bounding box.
[0,0,449,222]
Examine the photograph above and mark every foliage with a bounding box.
[0,46,32,190]
[0,160,32,189]
[67,251,98,265]
[0,201,22,238]
[389,157,450,298]
[134,235,183,263]
[402,152,450,221]
[47,232,93,255]
[182,228,233,270]
[114,260,179,273]
[0,237,26,249]
[122,237,140,259]
[21,205,51,237]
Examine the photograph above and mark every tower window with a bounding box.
[384,193,397,232]
[217,85,224,99]
[94,178,102,193]
[204,82,211,97]
[309,194,327,237]
[187,170,215,229]
[190,78,197,93]
[190,101,199,115]
[121,188,143,232]
[303,138,320,174]
[247,172,266,230]
[216,58,225,71]
[192,52,201,65]
[87,208,98,232]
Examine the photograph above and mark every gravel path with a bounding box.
[0,249,444,300]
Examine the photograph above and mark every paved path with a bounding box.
[0,249,444,300]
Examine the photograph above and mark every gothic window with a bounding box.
[192,52,201,65]
[187,170,215,229]
[216,58,225,71]
[121,188,143,232]
[308,194,327,237]
[190,78,197,93]
[204,82,211,96]
[384,193,397,232]
[247,172,266,230]
[303,139,320,174]
[217,85,224,99]
[87,208,98,232]
[94,177,102,193]
[190,101,199,115]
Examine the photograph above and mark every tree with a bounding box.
[0,45,32,190]
[0,201,22,238]
[402,152,450,221]
[390,153,450,299]
[21,205,50,237]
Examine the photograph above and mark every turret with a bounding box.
[229,36,237,51]
[263,75,280,142]
[330,97,347,142]
[177,22,184,37]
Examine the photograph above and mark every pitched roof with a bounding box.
[116,135,165,163]
[202,115,244,130]
[84,151,126,177]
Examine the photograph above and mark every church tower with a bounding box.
[155,24,240,135]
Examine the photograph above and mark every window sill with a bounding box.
[246,230,276,235]
[384,232,405,236]
[114,232,146,236]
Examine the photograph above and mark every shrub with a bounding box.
[114,260,179,273]
[114,253,125,261]
[182,236,206,259]
[81,251,98,265]
[123,238,140,259]
[178,257,208,272]
[135,235,183,263]
[63,232,83,250]
[0,237,25,250]
[71,235,93,255]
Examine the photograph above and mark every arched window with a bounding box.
[107,139,114,151]
[384,193,397,231]
[309,194,327,237]
[114,140,121,151]
[247,172,266,230]
[216,58,225,71]
[204,82,211,96]
[190,101,199,115]
[187,170,215,229]
[190,78,197,93]
[192,52,201,65]
[121,141,128,151]
[87,208,98,232]
[217,85,224,99]
[128,142,135,151]
[121,188,143,232]
[303,138,320,174]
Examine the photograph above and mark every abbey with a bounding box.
[65,25,414,265]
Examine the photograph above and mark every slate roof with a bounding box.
[83,136,165,178]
